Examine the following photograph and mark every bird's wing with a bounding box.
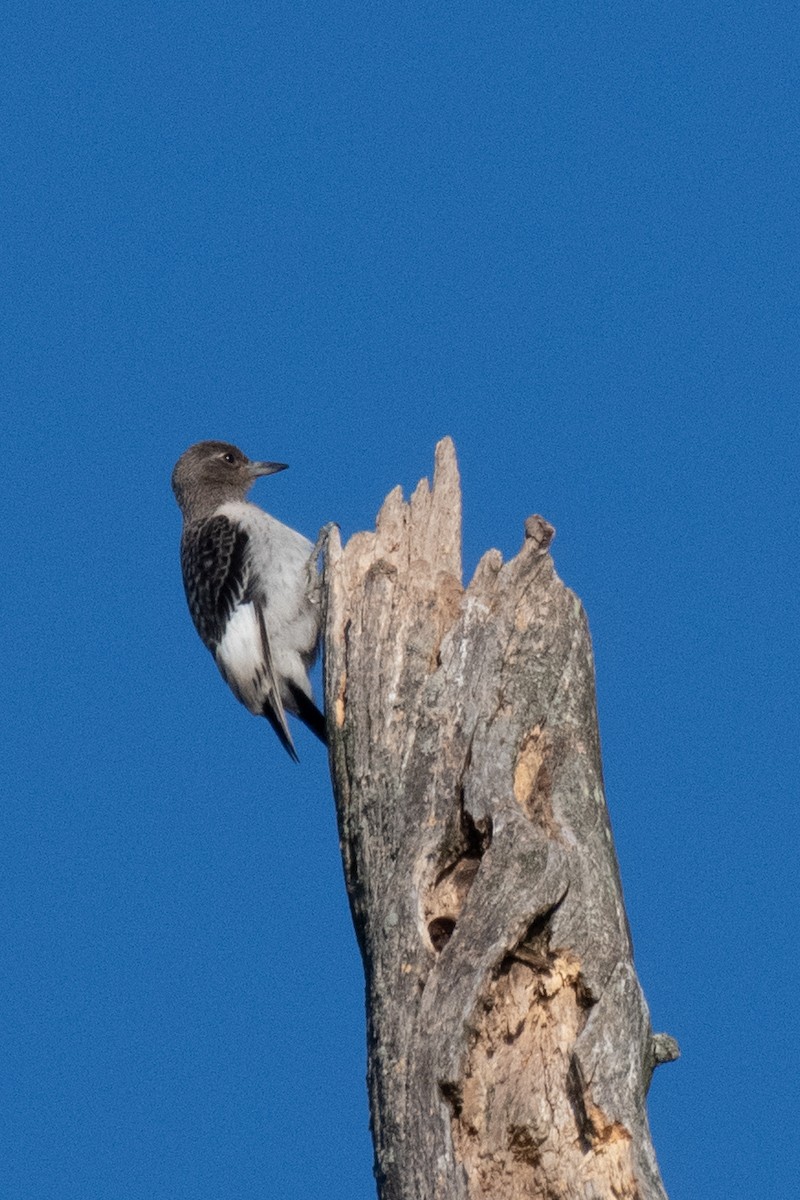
[253,603,298,761]
[181,514,250,648]
[180,515,297,759]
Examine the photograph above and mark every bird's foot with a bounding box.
[306,522,338,602]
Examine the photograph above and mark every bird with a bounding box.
[171,440,326,761]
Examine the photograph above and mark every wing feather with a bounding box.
[253,605,297,760]
[180,515,249,648]
[180,515,296,758]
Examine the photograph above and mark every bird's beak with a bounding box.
[249,460,289,478]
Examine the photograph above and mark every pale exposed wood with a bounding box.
[323,439,676,1200]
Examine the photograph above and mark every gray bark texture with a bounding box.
[322,439,677,1200]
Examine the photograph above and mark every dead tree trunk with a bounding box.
[323,439,677,1200]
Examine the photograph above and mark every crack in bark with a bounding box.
[423,802,493,953]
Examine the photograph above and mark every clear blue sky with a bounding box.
[2,3,797,1197]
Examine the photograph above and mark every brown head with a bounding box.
[171,440,288,521]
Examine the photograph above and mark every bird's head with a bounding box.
[171,441,288,519]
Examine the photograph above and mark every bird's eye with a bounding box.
[222,452,236,464]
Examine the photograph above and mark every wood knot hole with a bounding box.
[428,917,456,952]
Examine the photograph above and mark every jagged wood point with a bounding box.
[322,438,677,1200]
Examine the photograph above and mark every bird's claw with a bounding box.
[306,522,338,601]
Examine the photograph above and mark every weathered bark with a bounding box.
[323,439,677,1200]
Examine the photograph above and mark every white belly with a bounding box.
[215,501,321,714]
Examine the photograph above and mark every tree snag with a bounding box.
[323,438,677,1200]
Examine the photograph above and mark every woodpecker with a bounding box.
[171,440,325,760]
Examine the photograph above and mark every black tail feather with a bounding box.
[287,684,328,747]
[262,703,300,763]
